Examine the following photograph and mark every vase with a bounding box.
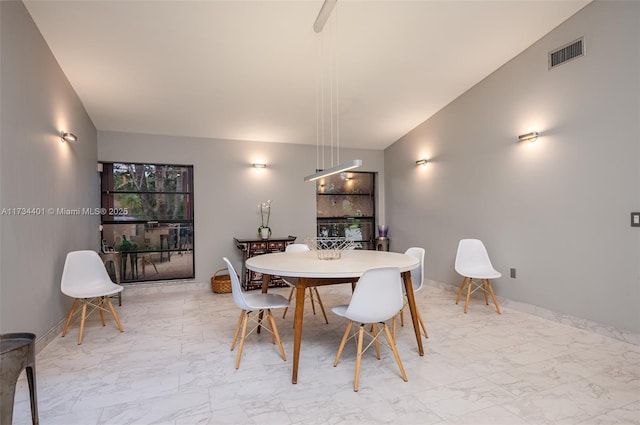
[260,227,270,239]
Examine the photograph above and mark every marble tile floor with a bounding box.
[11,283,640,425]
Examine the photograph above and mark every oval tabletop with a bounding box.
[245,249,419,279]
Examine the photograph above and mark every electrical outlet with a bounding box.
[510,268,516,278]
[632,212,640,227]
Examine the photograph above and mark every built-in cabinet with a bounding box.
[316,172,376,250]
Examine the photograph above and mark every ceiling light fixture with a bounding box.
[305,0,362,182]
[304,160,362,182]
[61,131,77,142]
[518,131,539,143]
[252,163,267,169]
[416,159,428,166]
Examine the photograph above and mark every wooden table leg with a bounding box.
[257,273,270,334]
[292,277,307,384]
[261,273,270,294]
[402,271,424,356]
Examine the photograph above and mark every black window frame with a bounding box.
[100,162,195,283]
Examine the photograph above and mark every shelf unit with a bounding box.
[316,172,376,250]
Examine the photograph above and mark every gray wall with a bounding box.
[97,131,384,281]
[0,2,99,336]
[385,1,640,333]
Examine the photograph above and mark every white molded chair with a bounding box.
[281,244,328,324]
[332,267,408,392]
[61,250,124,344]
[454,239,502,314]
[222,257,289,369]
[396,247,429,339]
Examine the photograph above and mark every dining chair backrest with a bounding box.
[222,257,251,311]
[344,267,403,324]
[285,243,310,253]
[61,250,113,296]
[404,247,425,291]
[454,239,495,276]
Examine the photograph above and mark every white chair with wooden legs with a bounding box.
[454,239,502,314]
[281,244,329,324]
[222,257,289,369]
[332,267,408,392]
[61,250,124,345]
[395,247,429,340]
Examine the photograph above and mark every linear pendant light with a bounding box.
[304,159,362,182]
[306,0,362,182]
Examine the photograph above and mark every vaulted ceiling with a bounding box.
[24,0,589,150]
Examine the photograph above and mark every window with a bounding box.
[100,162,194,282]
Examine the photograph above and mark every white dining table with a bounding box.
[246,249,423,384]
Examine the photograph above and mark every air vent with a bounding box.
[549,37,584,69]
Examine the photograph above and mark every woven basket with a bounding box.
[211,268,232,293]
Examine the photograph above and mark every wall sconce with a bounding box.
[415,159,428,166]
[61,131,77,143]
[518,131,539,143]
[252,163,266,169]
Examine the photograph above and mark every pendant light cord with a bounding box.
[305,1,362,182]
[335,3,340,165]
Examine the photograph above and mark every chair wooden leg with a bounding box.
[264,309,276,345]
[372,323,381,360]
[78,300,88,345]
[98,297,106,326]
[104,295,123,332]
[270,324,276,344]
[395,304,428,339]
[230,310,244,350]
[464,278,473,314]
[235,312,249,369]
[354,325,364,392]
[282,287,295,319]
[485,279,502,314]
[383,324,408,382]
[455,277,468,304]
[417,309,429,338]
[61,299,79,337]
[482,281,489,305]
[267,310,286,361]
[399,306,405,327]
[392,314,397,342]
[313,288,329,324]
[334,321,352,366]
[308,288,317,315]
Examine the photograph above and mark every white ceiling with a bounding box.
[24,0,589,150]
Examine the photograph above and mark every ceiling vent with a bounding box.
[549,37,584,69]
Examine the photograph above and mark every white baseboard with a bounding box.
[426,279,640,346]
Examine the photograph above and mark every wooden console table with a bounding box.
[234,236,296,290]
